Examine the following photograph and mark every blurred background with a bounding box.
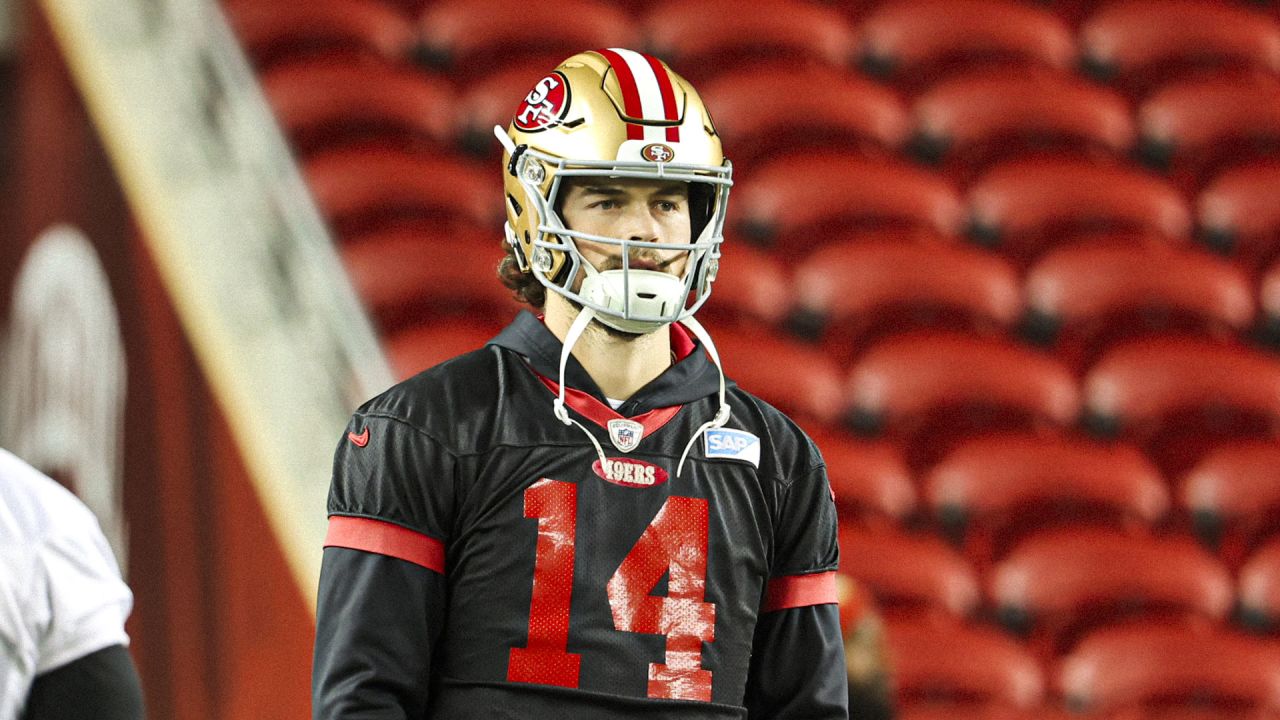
[4,0,1280,718]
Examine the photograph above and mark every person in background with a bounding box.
[837,574,896,720]
[0,448,144,720]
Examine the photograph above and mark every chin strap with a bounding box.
[554,306,609,471]
[675,314,731,478]
[552,308,731,480]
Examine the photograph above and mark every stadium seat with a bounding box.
[925,433,1168,568]
[1058,622,1280,715]
[1137,75,1280,191]
[838,525,981,617]
[856,0,1076,90]
[700,65,910,167]
[1198,161,1280,270]
[339,227,519,335]
[898,703,1076,720]
[966,158,1192,265]
[734,153,965,254]
[697,240,791,331]
[1179,441,1280,568]
[885,615,1044,708]
[303,148,498,238]
[1079,0,1280,97]
[845,332,1080,469]
[384,316,508,380]
[1023,239,1254,369]
[789,239,1021,365]
[990,528,1233,657]
[222,0,417,70]
[260,60,455,157]
[712,326,845,425]
[911,69,1134,181]
[417,0,638,77]
[1240,537,1280,631]
[806,426,916,523]
[642,0,857,81]
[1082,338,1280,477]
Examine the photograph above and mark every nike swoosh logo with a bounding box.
[347,427,370,447]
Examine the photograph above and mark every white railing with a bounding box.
[40,0,395,610]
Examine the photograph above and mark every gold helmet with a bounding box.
[495,48,733,334]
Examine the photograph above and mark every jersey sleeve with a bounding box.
[324,411,458,570]
[747,464,847,719]
[34,509,133,675]
[313,411,456,719]
[765,464,840,599]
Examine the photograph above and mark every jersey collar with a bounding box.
[488,310,727,416]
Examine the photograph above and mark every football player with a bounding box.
[0,449,144,720]
[313,48,848,719]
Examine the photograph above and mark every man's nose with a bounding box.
[618,204,661,242]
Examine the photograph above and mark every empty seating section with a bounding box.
[227,0,1280,713]
[856,0,1076,91]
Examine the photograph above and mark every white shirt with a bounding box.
[0,449,133,720]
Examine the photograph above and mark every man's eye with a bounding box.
[656,201,681,212]
[593,199,619,210]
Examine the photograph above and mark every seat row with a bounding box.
[224,0,1280,103]
[871,615,1280,719]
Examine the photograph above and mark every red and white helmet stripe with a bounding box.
[595,47,681,143]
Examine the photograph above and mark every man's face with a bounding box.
[558,177,693,280]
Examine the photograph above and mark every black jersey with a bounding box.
[313,311,848,719]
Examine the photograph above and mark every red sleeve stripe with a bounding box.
[762,571,839,612]
[324,516,446,574]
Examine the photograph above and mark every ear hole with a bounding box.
[507,194,523,217]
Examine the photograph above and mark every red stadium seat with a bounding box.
[925,433,1168,568]
[417,0,638,78]
[845,332,1080,469]
[899,703,1076,720]
[806,426,916,522]
[643,0,856,81]
[1138,75,1280,191]
[790,239,1021,365]
[886,615,1045,708]
[1240,537,1280,630]
[1199,162,1280,270]
[384,317,508,380]
[222,0,417,70]
[734,153,965,254]
[911,69,1134,181]
[260,60,455,157]
[697,241,791,331]
[1083,338,1280,477]
[1180,441,1280,568]
[712,326,845,425]
[700,65,910,166]
[340,227,520,335]
[1110,708,1280,720]
[966,158,1192,265]
[1079,0,1280,97]
[1058,622,1280,715]
[303,148,498,238]
[856,0,1075,91]
[838,525,981,616]
[1023,239,1254,369]
[991,528,1233,657]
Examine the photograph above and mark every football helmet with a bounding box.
[496,48,733,334]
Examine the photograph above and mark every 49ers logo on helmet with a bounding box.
[514,71,571,132]
[641,143,675,163]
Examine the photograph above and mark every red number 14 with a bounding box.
[507,478,717,702]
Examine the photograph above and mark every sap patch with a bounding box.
[703,428,760,468]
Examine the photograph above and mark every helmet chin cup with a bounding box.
[580,269,686,334]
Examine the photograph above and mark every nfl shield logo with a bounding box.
[607,418,644,453]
